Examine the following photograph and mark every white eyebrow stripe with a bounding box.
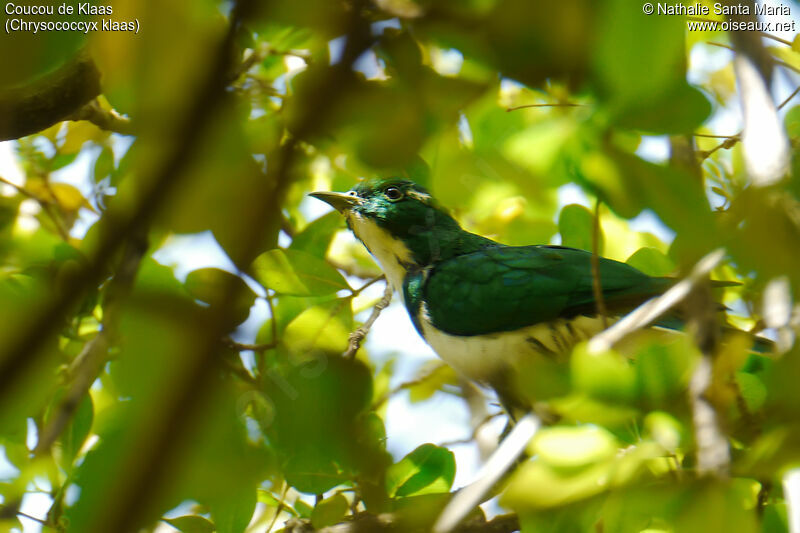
[406,190,431,202]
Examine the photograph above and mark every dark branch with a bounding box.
[0,50,101,141]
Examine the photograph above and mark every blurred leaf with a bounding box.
[61,121,107,154]
[50,391,93,471]
[593,0,710,133]
[612,83,712,134]
[407,363,458,403]
[184,268,256,327]
[503,438,660,510]
[163,515,216,533]
[644,411,683,453]
[636,337,699,408]
[282,297,353,354]
[289,212,343,259]
[530,426,617,471]
[735,371,767,413]
[49,152,78,172]
[786,105,800,139]
[253,249,349,296]
[310,493,349,529]
[93,147,115,184]
[386,444,456,497]
[294,499,313,519]
[211,484,257,533]
[504,116,577,178]
[626,247,675,277]
[268,356,386,494]
[571,344,637,404]
[558,204,601,253]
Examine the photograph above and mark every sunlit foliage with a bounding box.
[1,0,800,532]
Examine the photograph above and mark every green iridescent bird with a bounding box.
[310,178,742,411]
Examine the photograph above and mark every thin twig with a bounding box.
[343,282,392,358]
[351,275,385,296]
[439,412,503,447]
[0,175,34,198]
[693,133,738,139]
[267,483,289,533]
[0,175,72,241]
[591,198,608,328]
[433,414,541,533]
[16,511,51,527]
[707,41,800,74]
[779,84,800,110]
[697,83,799,160]
[506,103,583,112]
[69,99,134,135]
[329,259,381,280]
[225,339,279,352]
[372,361,448,409]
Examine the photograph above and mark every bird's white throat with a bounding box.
[346,212,414,298]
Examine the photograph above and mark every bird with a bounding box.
[310,177,756,414]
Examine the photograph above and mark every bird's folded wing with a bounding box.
[422,245,673,336]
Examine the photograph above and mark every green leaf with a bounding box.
[611,83,712,134]
[735,372,767,413]
[55,392,94,470]
[530,426,617,471]
[386,444,456,497]
[571,343,637,404]
[289,211,343,258]
[253,249,349,296]
[269,357,381,494]
[503,438,660,510]
[504,116,577,177]
[210,485,257,533]
[294,498,314,519]
[257,489,282,508]
[784,104,800,139]
[558,204,601,253]
[626,247,675,277]
[93,147,115,183]
[407,363,458,403]
[310,493,349,529]
[184,268,256,327]
[163,516,216,533]
[636,337,699,407]
[592,0,710,133]
[282,297,353,354]
[49,152,78,172]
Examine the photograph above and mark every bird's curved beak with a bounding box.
[308,191,362,213]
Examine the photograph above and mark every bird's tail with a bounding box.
[653,316,775,355]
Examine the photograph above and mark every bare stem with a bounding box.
[591,198,608,328]
[343,282,392,358]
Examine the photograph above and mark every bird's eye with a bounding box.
[384,186,403,200]
[347,190,358,197]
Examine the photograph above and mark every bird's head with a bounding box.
[310,178,471,271]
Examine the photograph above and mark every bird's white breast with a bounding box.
[418,304,607,384]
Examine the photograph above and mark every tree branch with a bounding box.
[344,282,392,358]
[0,50,101,141]
[284,511,520,533]
[68,99,135,136]
[34,229,148,456]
